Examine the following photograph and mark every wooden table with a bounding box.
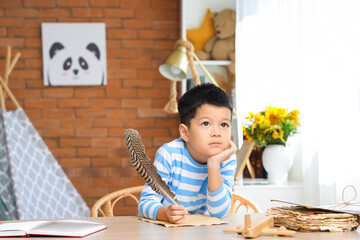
[1,214,359,240]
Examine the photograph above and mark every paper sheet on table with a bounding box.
[138,214,227,228]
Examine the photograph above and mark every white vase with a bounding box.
[262,144,293,185]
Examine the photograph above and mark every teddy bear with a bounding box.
[196,8,236,75]
[195,8,236,94]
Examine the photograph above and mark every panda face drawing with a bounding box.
[47,42,104,86]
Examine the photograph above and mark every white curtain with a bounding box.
[236,0,360,205]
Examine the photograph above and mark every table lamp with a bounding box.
[159,39,224,114]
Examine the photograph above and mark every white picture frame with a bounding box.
[41,23,107,86]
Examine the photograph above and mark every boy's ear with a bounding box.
[179,123,189,142]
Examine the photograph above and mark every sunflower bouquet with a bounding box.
[242,106,300,147]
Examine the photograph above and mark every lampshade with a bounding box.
[159,45,188,81]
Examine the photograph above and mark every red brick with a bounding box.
[123,19,152,29]
[43,109,74,119]
[125,118,155,128]
[93,118,124,127]
[43,88,74,98]
[121,99,151,108]
[78,187,109,197]
[0,0,21,7]
[69,177,93,187]
[24,58,42,67]
[5,8,38,17]
[108,128,127,137]
[104,9,135,18]
[122,59,152,69]
[0,18,23,27]
[24,0,55,7]
[137,88,169,98]
[75,108,106,117]
[12,89,42,99]
[93,18,122,28]
[122,40,153,48]
[93,177,123,187]
[153,20,179,30]
[58,98,89,108]
[91,158,123,167]
[106,49,136,59]
[76,128,107,137]
[0,37,24,47]
[135,10,168,20]
[123,79,153,88]
[107,29,137,39]
[77,148,108,157]
[91,138,122,147]
[25,99,57,108]
[90,0,119,7]
[151,0,179,9]
[138,108,168,118]
[106,109,136,118]
[60,158,91,167]
[120,0,150,8]
[107,69,137,79]
[106,88,137,98]
[32,118,60,129]
[89,99,121,107]
[57,0,88,7]
[139,29,168,39]
[75,167,107,177]
[61,118,93,128]
[51,147,76,157]
[137,48,170,60]
[39,9,70,18]
[122,177,145,187]
[60,138,91,147]
[75,88,105,98]
[72,8,104,18]
[154,40,177,50]
[42,128,75,137]
[25,109,43,119]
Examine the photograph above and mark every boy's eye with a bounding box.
[221,123,230,128]
[201,122,210,127]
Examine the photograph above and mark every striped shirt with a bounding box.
[138,138,237,220]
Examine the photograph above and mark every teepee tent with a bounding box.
[0,47,89,220]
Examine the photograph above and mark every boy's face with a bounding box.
[179,104,232,164]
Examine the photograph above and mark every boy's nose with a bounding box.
[211,126,221,136]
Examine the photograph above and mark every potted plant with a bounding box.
[242,106,300,184]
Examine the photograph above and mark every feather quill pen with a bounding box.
[125,128,177,204]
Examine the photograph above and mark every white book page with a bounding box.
[0,221,47,236]
[28,221,106,237]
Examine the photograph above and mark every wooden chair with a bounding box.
[91,185,143,217]
[91,186,261,217]
[229,192,262,214]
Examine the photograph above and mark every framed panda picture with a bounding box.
[41,23,107,86]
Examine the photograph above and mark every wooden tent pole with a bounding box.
[0,76,21,109]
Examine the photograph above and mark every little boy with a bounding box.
[139,83,237,224]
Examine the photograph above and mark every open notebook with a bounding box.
[0,220,106,238]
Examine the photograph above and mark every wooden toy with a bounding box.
[223,214,295,238]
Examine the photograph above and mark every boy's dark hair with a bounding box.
[178,83,233,126]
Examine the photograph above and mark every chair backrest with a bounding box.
[229,192,262,214]
[91,186,260,217]
[91,185,143,217]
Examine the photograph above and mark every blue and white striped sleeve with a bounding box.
[207,153,237,218]
[138,145,173,220]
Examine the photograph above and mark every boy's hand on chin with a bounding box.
[208,140,237,165]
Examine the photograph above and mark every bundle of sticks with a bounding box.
[266,206,359,232]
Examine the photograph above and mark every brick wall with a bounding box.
[0,0,180,215]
